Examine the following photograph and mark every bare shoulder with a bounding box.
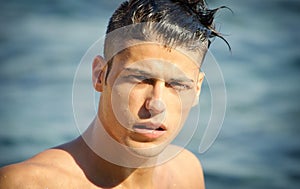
[0,160,48,189]
[163,148,205,189]
[176,148,204,176]
[0,148,82,189]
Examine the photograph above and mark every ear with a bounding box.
[92,55,106,92]
[192,72,205,106]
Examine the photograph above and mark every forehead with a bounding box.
[111,44,201,77]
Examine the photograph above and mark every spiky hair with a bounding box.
[105,0,230,52]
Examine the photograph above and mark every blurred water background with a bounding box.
[0,0,299,188]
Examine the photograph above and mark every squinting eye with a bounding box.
[126,75,154,85]
[132,75,147,81]
[167,82,193,91]
[125,75,146,82]
[141,78,155,85]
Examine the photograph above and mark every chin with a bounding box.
[125,139,170,158]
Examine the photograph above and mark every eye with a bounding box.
[126,75,154,85]
[141,78,155,85]
[131,75,147,81]
[166,82,193,91]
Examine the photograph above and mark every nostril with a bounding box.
[146,99,165,114]
[138,105,151,119]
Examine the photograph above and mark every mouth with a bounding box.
[132,123,166,140]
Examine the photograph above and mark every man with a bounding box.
[0,0,229,188]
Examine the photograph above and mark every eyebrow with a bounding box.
[124,68,195,83]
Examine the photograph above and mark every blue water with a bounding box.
[0,0,299,188]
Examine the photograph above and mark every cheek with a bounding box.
[111,83,136,128]
[165,90,197,128]
[128,85,148,116]
[165,92,182,114]
[164,92,184,129]
[177,91,197,123]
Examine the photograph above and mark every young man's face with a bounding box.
[97,43,204,157]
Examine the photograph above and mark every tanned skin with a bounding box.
[0,44,205,189]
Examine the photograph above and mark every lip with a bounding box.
[132,122,167,140]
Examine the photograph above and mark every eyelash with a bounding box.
[166,82,192,91]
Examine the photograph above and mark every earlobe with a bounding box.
[92,55,106,92]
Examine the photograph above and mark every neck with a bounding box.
[70,137,156,188]
[98,161,156,188]
[79,117,158,187]
[78,117,182,188]
[82,117,160,168]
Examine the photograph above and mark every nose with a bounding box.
[145,80,166,115]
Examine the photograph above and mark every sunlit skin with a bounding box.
[0,44,205,188]
[97,44,203,158]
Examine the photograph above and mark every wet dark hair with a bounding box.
[103,0,230,83]
[106,0,230,51]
